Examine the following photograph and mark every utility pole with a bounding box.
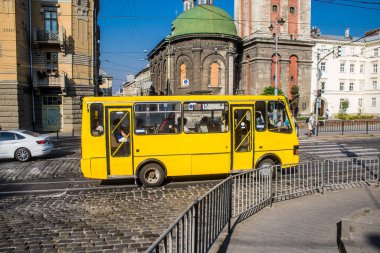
[268,18,285,96]
[28,0,36,131]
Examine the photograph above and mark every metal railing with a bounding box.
[146,156,379,253]
[146,179,232,253]
[318,120,380,135]
[37,30,59,41]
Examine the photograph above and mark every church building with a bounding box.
[148,0,313,114]
[148,0,239,95]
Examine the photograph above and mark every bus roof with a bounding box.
[83,95,287,104]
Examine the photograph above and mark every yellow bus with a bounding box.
[81,95,299,187]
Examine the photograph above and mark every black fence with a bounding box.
[145,157,380,253]
[317,120,380,135]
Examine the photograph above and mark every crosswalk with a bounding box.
[299,139,380,160]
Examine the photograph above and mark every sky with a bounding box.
[98,0,380,94]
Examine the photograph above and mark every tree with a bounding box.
[341,99,349,113]
[289,85,300,116]
[261,86,284,96]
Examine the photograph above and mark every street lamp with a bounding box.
[268,18,285,96]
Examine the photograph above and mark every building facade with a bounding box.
[311,28,380,116]
[235,0,313,115]
[0,0,100,131]
[99,69,113,96]
[123,67,152,97]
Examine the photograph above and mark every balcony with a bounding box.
[33,71,67,92]
[33,27,66,52]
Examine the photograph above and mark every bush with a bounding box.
[335,113,374,120]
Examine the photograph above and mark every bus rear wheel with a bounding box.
[257,158,276,177]
[140,163,165,187]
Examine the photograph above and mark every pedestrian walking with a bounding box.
[307,113,314,137]
[325,109,329,120]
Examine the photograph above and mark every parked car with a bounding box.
[0,130,54,162]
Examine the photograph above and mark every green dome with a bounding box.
[170,5,237,38]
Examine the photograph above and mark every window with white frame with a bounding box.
[341,47,346,56]
[375,48,378,57]
[320,62,326,72]
[358,98,362,107]
[360,63,364,73]
[373,80,378,90]
[350,47,355,56]
[340,62,345,73]
[340,82,345,91]
[46,52,58,74]
[361,48,365,56]
[349,82,354,91]
[373,64,378,73]
[359,80,364,91]
[372,97,376,107]
[350,63,355,73]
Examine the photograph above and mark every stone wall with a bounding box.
[149,35,239,95]
[0,81,33,130]
[241,38,313,114]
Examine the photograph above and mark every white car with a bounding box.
[0,130,54,162]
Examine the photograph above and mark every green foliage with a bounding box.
[289,85,300,114]
[336,113,374,120]
[262,86,284,96]
[341,99,349,113]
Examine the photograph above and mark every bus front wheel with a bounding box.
[140,163,165,187]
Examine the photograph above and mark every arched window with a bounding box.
[180,64,187,87]
[209,62,220,87]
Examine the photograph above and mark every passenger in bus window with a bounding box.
[183,118,193,133]
[135,118,146,134]
[176,117,183,133]
[221,112,228,132]
[198,116,209,133]
[95,121,104,135]
[255,111,265,130]
[158,113,176,133]
[113,118,129,142]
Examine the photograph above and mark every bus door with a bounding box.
[106,108,133,176]
[231,106,254,171]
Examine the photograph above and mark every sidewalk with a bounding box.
[218,187,380,253]
[298,127,380,140]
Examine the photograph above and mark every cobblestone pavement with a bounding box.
[0,136,379,252]
[0,138,82,183]
[0,184,215,252]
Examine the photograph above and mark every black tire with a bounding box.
[139,163,165,187]
[257,158,276,177]
[14,147,31,162]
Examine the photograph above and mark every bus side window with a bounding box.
[267,101,292,133]
[183,102,228,134]
[255,101,266,132]
[90,103,104,136]
[134,102,181,135]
